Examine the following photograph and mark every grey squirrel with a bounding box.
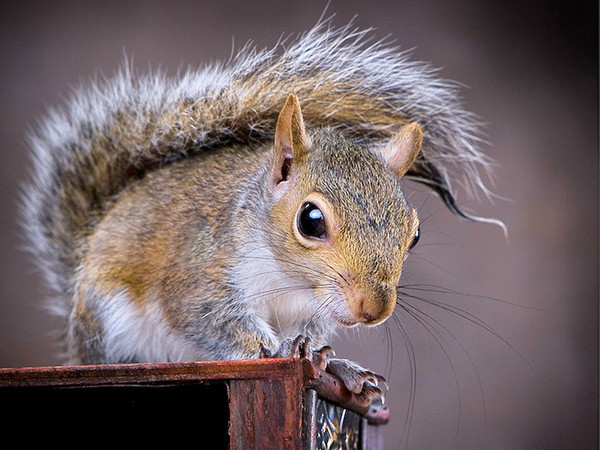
[22,22,501,399]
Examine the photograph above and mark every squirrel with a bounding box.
[21,22,502,399]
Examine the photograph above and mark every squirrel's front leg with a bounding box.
[260,335,386,405]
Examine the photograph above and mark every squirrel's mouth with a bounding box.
[323,298,360,327]
[331,305,374,327]
[334,314,360,327]
[333,313,386,327]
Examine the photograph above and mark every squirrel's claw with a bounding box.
[355,381,385,406]
[258,343,272,359]
[311,345,335,370]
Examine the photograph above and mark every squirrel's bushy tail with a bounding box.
[22,20,500,304]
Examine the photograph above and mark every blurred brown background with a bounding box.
[0,1,597,448]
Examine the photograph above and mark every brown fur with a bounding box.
[64,95,421,364]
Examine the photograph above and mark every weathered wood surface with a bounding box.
[0,357,389,449]
[0,357,389,423]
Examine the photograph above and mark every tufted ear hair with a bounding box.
[380,123,423,179]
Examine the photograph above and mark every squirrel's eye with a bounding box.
[409,226,420,250]
[297,202,326,239]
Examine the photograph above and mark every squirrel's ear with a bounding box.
[272,94,307,188]
[381,123,423,179]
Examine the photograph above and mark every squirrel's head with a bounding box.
[268,94,422,327]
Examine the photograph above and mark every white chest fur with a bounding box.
[234,244,320,341]
[99,290,199,363]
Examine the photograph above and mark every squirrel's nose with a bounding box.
[355,284,396,325]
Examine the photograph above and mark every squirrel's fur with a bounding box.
[22,21,499,366]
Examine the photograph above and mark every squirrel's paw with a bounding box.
[259,335,309,358]
[326,358,387,402]
[260,335,386,403]
[259,335,333,370]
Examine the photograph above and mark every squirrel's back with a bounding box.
[22,21,497,317]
